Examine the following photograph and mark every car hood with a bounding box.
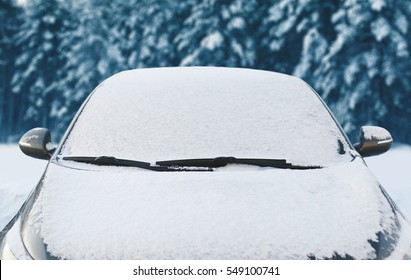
[24,158,400,259]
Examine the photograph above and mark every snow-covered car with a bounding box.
[1,67,410,259]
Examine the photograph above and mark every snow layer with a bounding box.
[27,158,397,259]
[361,125,391,142]
[61,67,352,166]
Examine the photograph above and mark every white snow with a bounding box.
[16,0,27,6]
[228,17,245,30]
[344,61,360,86]
[201,32,224,50]
[370,0,386,11]
[361,125,392,142]
[294,28,328,78]
[1,141,411,259]
[395,12,408,35]
[365,144,411,220]
[0,145,47,231]
[28,158,396,259]
[347,3,371,26]
[60,67,352,167]
[371,17,390,42]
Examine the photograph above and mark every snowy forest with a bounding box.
[1,0,411,144]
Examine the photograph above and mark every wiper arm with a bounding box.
[156,157,321,170]
[62,156,212,172]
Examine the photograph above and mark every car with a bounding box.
[0,67,410,260]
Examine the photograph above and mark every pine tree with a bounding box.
[0,0,22,141]
[54,0,124,138]
[105,0,144,69]
[305,0,411,142]
[259,0,339,73]
[128,0,188,67]
[107,0,183,69]
[11,0,66,136]
[176,0,259,67]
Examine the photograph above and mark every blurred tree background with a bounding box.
[1,0,411,144]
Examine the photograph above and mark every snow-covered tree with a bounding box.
[176,0,259,67]
[54,0,124,137]
[107,0,186,68]
[303,0,411,142]
[0,0,22,141]
[2,0,411,144]
[11,0,66,134]
[260,0,339,73]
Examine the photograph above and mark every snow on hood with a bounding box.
[26,159,398,259]
[60,67,352,166]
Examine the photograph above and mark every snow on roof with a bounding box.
[60,67,352,166]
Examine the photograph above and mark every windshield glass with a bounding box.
[59,67,353,166]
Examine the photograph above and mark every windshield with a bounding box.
[59,68,353,166]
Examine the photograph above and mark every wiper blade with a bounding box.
[62,156,212,172]
[156,157,321,169]
[62,156,320,171]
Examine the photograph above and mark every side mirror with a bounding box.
[19,128,56,160]
[354,126,392,157]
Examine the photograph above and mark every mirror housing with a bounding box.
[19,128,56,160]
[354,126,392,157]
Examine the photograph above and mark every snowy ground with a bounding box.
[0,145,47,231]
[364,144,411,221]
[0,144,410,232]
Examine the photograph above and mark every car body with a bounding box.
[1,67,410,259]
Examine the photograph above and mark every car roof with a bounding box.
[105,66,304,98]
